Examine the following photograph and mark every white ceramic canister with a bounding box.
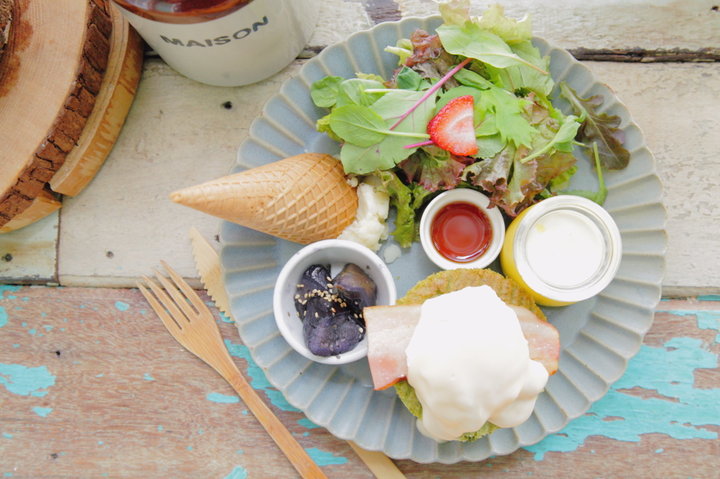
[112,0,318,87]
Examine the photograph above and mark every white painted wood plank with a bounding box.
[57,59,304,287]
[395,0,720,51]
[0,212,58,283]
[310,0,372,47]
[584,61,720,295]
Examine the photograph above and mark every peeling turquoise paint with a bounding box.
[32,407,53,417]
[157,425,164,432]
[143,373,155,381]
[0,363,55,397]
[697,295,720,301]
[223,466,248,479]
[305,447,348,466]
[0,285,20,297]
[2,433,12,439]
[224,339,300,412]
[525,334,720,460]
[660,306,720,344]
[0,306,7,328]
[114,301,130,312]
[206,392,240,404]
[298,418,320,429]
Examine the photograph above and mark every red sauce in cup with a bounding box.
[430,201,492,263]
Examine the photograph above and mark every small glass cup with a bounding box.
[501,195,622,307]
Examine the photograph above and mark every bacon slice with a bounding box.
[363,305,421,390]
[364,304,559,390]
[508,305,560,375]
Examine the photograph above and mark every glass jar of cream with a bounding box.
[501,195,622,307]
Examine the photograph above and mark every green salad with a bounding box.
[311,0,629,248]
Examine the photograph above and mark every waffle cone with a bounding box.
[170,153,357,244]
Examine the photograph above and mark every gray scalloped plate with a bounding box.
[219,16,667,463]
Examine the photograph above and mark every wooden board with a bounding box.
[0,187,60,234]
[0,0,142,232]
[0,286,717,477]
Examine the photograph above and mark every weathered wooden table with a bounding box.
[1,1,719,478]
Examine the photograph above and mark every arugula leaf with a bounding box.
[310,76,343,108]
[453,68,494,90]
[339,90,435,174]
[371,89,436,128]
[485,40,553,96]
[341,142,399,174]
[335,78,387,107]
[437,22,547,74]
[559,82,630,170]
[328,105,390,147]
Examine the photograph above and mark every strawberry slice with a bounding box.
[427,95,478,156]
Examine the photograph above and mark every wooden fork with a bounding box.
[137,261,328,479]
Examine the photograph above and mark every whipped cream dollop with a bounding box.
[405,286,549,441]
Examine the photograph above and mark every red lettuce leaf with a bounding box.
[560,82,630,170]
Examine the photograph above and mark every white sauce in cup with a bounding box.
[525,210,605,288]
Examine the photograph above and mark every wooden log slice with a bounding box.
[0,0,142,231]
[50,4,143,197]
[0,0,12,55]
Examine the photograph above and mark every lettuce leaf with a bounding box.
[475,4,532,45]
[437,22,546,74]
[397,147,470,192]
[375,170,432,247]
[559,82,630,170]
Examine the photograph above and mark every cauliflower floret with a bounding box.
[339,178,390,251]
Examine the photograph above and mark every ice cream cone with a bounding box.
[170,153,358,244]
